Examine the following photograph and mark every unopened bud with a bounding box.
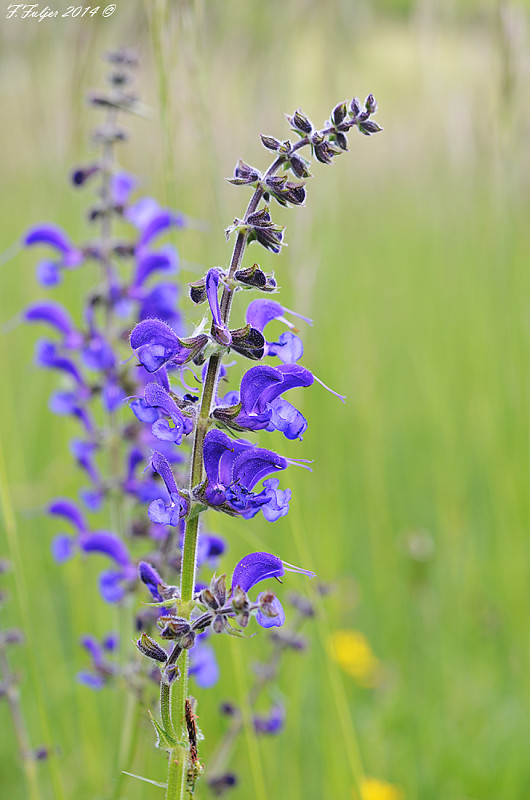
[136,633,168,663]
[231,586,249,612]
[212,615,226,634]
[201,588,219,610]
[181,630,196,650]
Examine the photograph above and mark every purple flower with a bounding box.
[137,283,182,332]
[111,171,137,207]
[215,363,313,440]
[138,561,164,601]
[23,301,82,349]
[253,703,285,735]
[48,498,88,533]
[133,245,179,288]
[70,439,100,485]
[125,197,185,248]
[134,382,193,444]
[231,551,315,628]
[130,318,207,373]
[76,633,117,689]
[23,224,83,286]
[147,452,188,526]
[36,340,85,386]
[49,390,93,432]
[201,430,305,520]
[82,334,116,371]
[231,551,315,593]
[245,299,311,363]
[206,268,232,346]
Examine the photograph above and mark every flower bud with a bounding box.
[332,101,348,126]
[238,610,250,628]
[181,630,196,650]
[227,160,261,186]
[211,573,227,606]
[71,164,100,187]
[212,614,227,634]
[201,588,219,610]
[136,633,168,663]
[157,615,191,639]
[365,93,378,114]
[231,586,249,612]
[287,109,313,135]
[260,134,281,151]
[350,97,362,118]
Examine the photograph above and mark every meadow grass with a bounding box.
[0,4,529,798]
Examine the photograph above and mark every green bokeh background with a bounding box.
[1,1,529,798]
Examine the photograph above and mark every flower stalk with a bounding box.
[162,100,382,796]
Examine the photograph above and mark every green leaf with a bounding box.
[148,709,178,749]
[122,771,166,789]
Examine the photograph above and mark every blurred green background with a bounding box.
[1,1,529,798]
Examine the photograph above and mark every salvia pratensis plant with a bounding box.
[20,49,382,799]
[128,93,382,796]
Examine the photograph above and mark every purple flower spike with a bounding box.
[206,269,231,346]
[130,318,204,372]
[48,498,87,533]
[23,301,82,349]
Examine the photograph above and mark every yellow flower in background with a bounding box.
[328,629,381,687]
[360,776,403,800]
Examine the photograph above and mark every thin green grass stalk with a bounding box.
[229,636,268,800]
[148,0,179,215]
[111,691,142,800]
[0,644,41,800]
[290,513,365,800]
[0,427,66,800]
